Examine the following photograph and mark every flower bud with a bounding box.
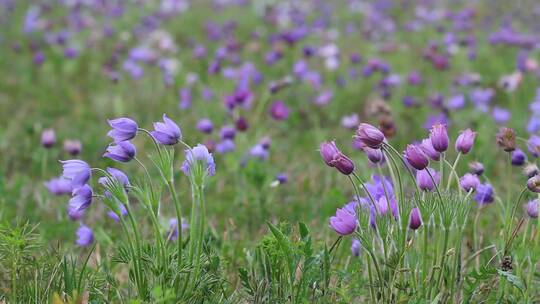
[527,175,540,193]
[404,144,429,170]
[355,123,385,149]
[511,149,527,166]
[409,208,423,230]
[329,207,357,235]
[525,200,539,219]
[524,163,539,178]
[469,161,484,176]
[460,173,480,192]
[455,129,476,154]
[41,129,56,148]
[429,123,449,152]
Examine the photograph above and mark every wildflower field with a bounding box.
[2,0,540,303]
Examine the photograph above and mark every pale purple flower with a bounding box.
[151,114,182,145]
[416,168,440,192]
[181,144,216,177]
[41,129,56,148]
[44,177,72,195]
[75,224,94,247]
[329,207,357,235]
[104,141,136,162]
[107,117,138,142]
[60,160,91,189]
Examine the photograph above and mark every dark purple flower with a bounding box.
[181,144,216,177]
[60,160,91,189]
[429,123,449,152]
[474,184,494,204]
[511,149,527,166]
[409,207,423,230]
[75,224,94,247]
[235,117,249,132]
[41,129,56,148]
[269,101,289,120]
[455,129,476,154]
[196,118,214,134]
[44,177,72,195]
[63,139,82,156]
[107,117,138,142]
[329,207,357,235]
[460,173,480,192]
[151,114,182,145]
[104,141,136,162]
[355,123,385,149]
[404,144,429,170]
[276,173,288,185]
[417,168,440,192]
[525,200,538,219]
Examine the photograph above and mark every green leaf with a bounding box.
[497,270,525,292]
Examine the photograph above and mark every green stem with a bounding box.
[435,228,450,293]
[445,152,461,191]
[167,180,184,266]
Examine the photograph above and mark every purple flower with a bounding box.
[460,173,480,192]
[104,141,136,162]
[44,177,72,195]
[220,125,236,140]
[429,123,449,152]
[63,140,82,156]
[409,207,423,230]
[364,146,384,164]
[151,114,182,145]
[420,138,440,161]
[319,141,355,175]
[75,224,94,247]
[341,114,360,130]
[196,118,214,134]
[474,184,494,204]
[235,117,249,132]
[269,101,289,121]
[355,123,385,149]
[41,128,56,148]
[179,88,192,109]
[107,202,127,222]
[60,160,91,189]
[351,239,361,257]
[215,139,236,154]
[527,175,540,193]
[527,135,540,157]
[107,118,138,142]
[404,144,429,170]
[167,218,189,241]
[469,161,484,176]
[68,184,93,220]
[98,167,130,189]
[511,149,527,166]
[329,207,357,235]
[446,94,465,110]
[455,129,476,154]
[249,144,269,160]
[524,164,539,178]
[276,173,288,185]
[417,168,440,192]
[525,200,539,219]
[181,144,216,177]
[492,107,511,124]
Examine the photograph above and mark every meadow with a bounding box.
[1,0,540,303]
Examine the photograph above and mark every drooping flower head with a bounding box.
[319,141,355,175]
[60,160,91,189]
[75,224,94,247]
[181,144,216,178]
[524,164,540,178]
[469,161,484,176]
[41,128,56,148]
[107,117,138,142]
[269,101,289,120]
[98,167,130,189]
[107,201,128,222]
[44,177,72,195]
[67,184,93,220]
[455,129,476,154]
[404,144,429,170]
[527,135,540,157]
[429,123,449,152]
[355,123,385,149]
[104,141,136,162]
[527,175,540,193]
[420,138,440,161]
[329,207,357,235]
[151,114,182,145]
